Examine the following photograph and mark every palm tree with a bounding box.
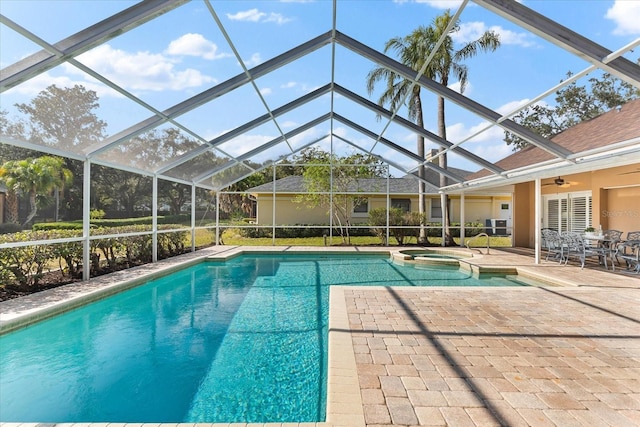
[367,28,433,242]
[0,156,73,227]
[367,10,500,245]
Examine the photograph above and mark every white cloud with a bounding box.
[448,80,472,96]
[264,12,292,24]
[3,70,122,99]
[227,8,292,24]
[280,120,298,128]
[281,81,299,89]
[165,33,230,60]
[227,8,264,22]
[74,44,214,92]
[244,53,262,67]
[453,22,536,47]
[606,0,640,35]
[496,98,531,116]
[221,133,273,157]
[260,87,273,96]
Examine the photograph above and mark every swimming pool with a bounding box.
[0,253,532,423]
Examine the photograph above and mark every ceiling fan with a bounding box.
[543,176,577,187]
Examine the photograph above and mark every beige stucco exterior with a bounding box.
[252,164,639,249]
[513,164,640,247]
[253,192,512,227]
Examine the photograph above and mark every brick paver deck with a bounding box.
[345,283,640,426]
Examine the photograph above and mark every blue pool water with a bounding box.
[0,254,529,423]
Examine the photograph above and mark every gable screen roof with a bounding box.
[1,0,639,193]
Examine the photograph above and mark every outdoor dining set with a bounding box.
[541,229,640,273]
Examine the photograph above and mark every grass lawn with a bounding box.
[218,228,513,247]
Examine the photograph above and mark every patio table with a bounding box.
[582,234,614,269]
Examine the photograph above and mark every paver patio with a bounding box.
[342,252,640,426]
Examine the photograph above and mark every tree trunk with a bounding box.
[415,91,428,244]
[23,191,38,227]
[437,95,455,246]
[5,190,19,224]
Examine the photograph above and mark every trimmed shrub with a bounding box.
[0,230,71,287]
[33,222,84,231]
[0,225,189,288]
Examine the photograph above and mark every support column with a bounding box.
[215,191,220,245]
[152,175,158,263]
[191,184,196,252]
[440,192,447,247]
[272,164,276,246]
[386,171,390,246]
[460,192,465,247]
[535,178,541,264]
[82,160,91,281]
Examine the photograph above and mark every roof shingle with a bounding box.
[467,99,640,180]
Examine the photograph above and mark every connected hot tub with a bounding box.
[391,248,474,267]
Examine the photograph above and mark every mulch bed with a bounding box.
[0,270,82,302]
[0,263,141,302]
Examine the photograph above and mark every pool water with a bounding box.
[0,254,530,423]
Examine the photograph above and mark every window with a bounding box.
[430,198,442,220]
[544,192,592,232]
[353,197,368,215]
[391,198,411,212]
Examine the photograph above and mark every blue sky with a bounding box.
[1,0,639,178]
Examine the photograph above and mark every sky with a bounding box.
[1,0,639,183]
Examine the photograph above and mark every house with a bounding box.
[247,167,513,232]
[465,99,640,247]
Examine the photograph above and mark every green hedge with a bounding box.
[0,225,188,288]
[32,214,192,231]
[33,222,86,231]
[368,207,485,244]
[238,224,375,239]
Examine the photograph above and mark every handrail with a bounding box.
[466,233,490,255]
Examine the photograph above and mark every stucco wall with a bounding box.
[513,182,534,248]
[254,193,511,226]
[256,196,329,225]
[601,186,640,235]
[514,164,640,248]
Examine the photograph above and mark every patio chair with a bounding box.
[601,229,623,263]
[541,228,564,262]
[613,231,640,273]
[625,231,640,241]
[560,231,608,269]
